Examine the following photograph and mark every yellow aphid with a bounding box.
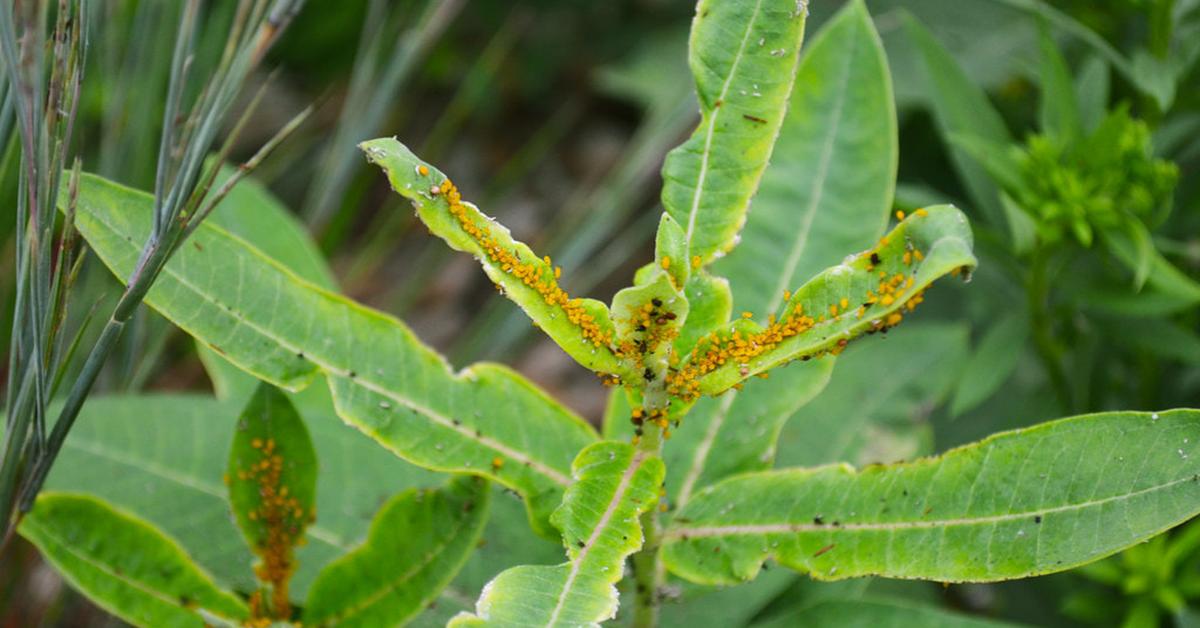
[896,210,906,221]
[492,457,504,470]
[742,311,754,319]
[543,255,551,265]
[914,249,924,261]
[691,255,702,269]
[783,290,792,302]
[417,165,429,176]
[903,251,912,265]
[916,208,929,217]
[829,304,838,316]
[661,256,671,270]
[554,266,562,279]
[839,297,849,309]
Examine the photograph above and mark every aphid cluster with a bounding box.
[233,437,312,622]
[665,211,933,401]
[616,296,679,371]
[630,407,673,442]
[426,171,615,351]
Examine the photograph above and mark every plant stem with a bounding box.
[0,370,36,546]
[1027,249,1072,413]
[13,242,170,520]
[632,421,663,628]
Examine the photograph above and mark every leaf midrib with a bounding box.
[81,208,573,488]
[665,471,1197,538]
[764,26,857,316]
[546,450,650,626]
[23,517,243,622]
[684,0,768,246]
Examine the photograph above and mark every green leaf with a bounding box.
[20,493,248,628]
[66,173,597,535]
[1074,56,1110,134]
[305,476,490,627]
[669,206,976,398]
[950,311,1030,417]
[227,384,318,617]
[1103,227,1200,304]
[714,0,896,316]
[673,270,732,357]
[991,0,1173,110]
[199,164,338,403]
[360,137,625,377]
[752,597,1025,628]
[207,163,337,291]
[1036,20,1080,141]
[41,394,443,599]
[663,409,1200,585]
[660,0,808,265]
[450,442,665,627]
[903,14,1011,227]
[654,212,690,290]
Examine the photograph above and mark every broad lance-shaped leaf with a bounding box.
[451,442,665,627]
[662,410,1200,585]
[65,174,597,536]
[752,598,1026,628]
[667,205,976,398]
[305,476,490,627]
[227,384,317,620]
[361,137,626,378]
[199,162,339,404]
[661,0,808,264]
[20,493,249,627]
[715,0,896,316]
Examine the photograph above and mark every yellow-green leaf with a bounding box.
[361,137,626,378]
[663,410,1200,584]
[304,476,490,627]
[21,493,248,628]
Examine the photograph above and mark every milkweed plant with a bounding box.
[4,0,1199,627]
